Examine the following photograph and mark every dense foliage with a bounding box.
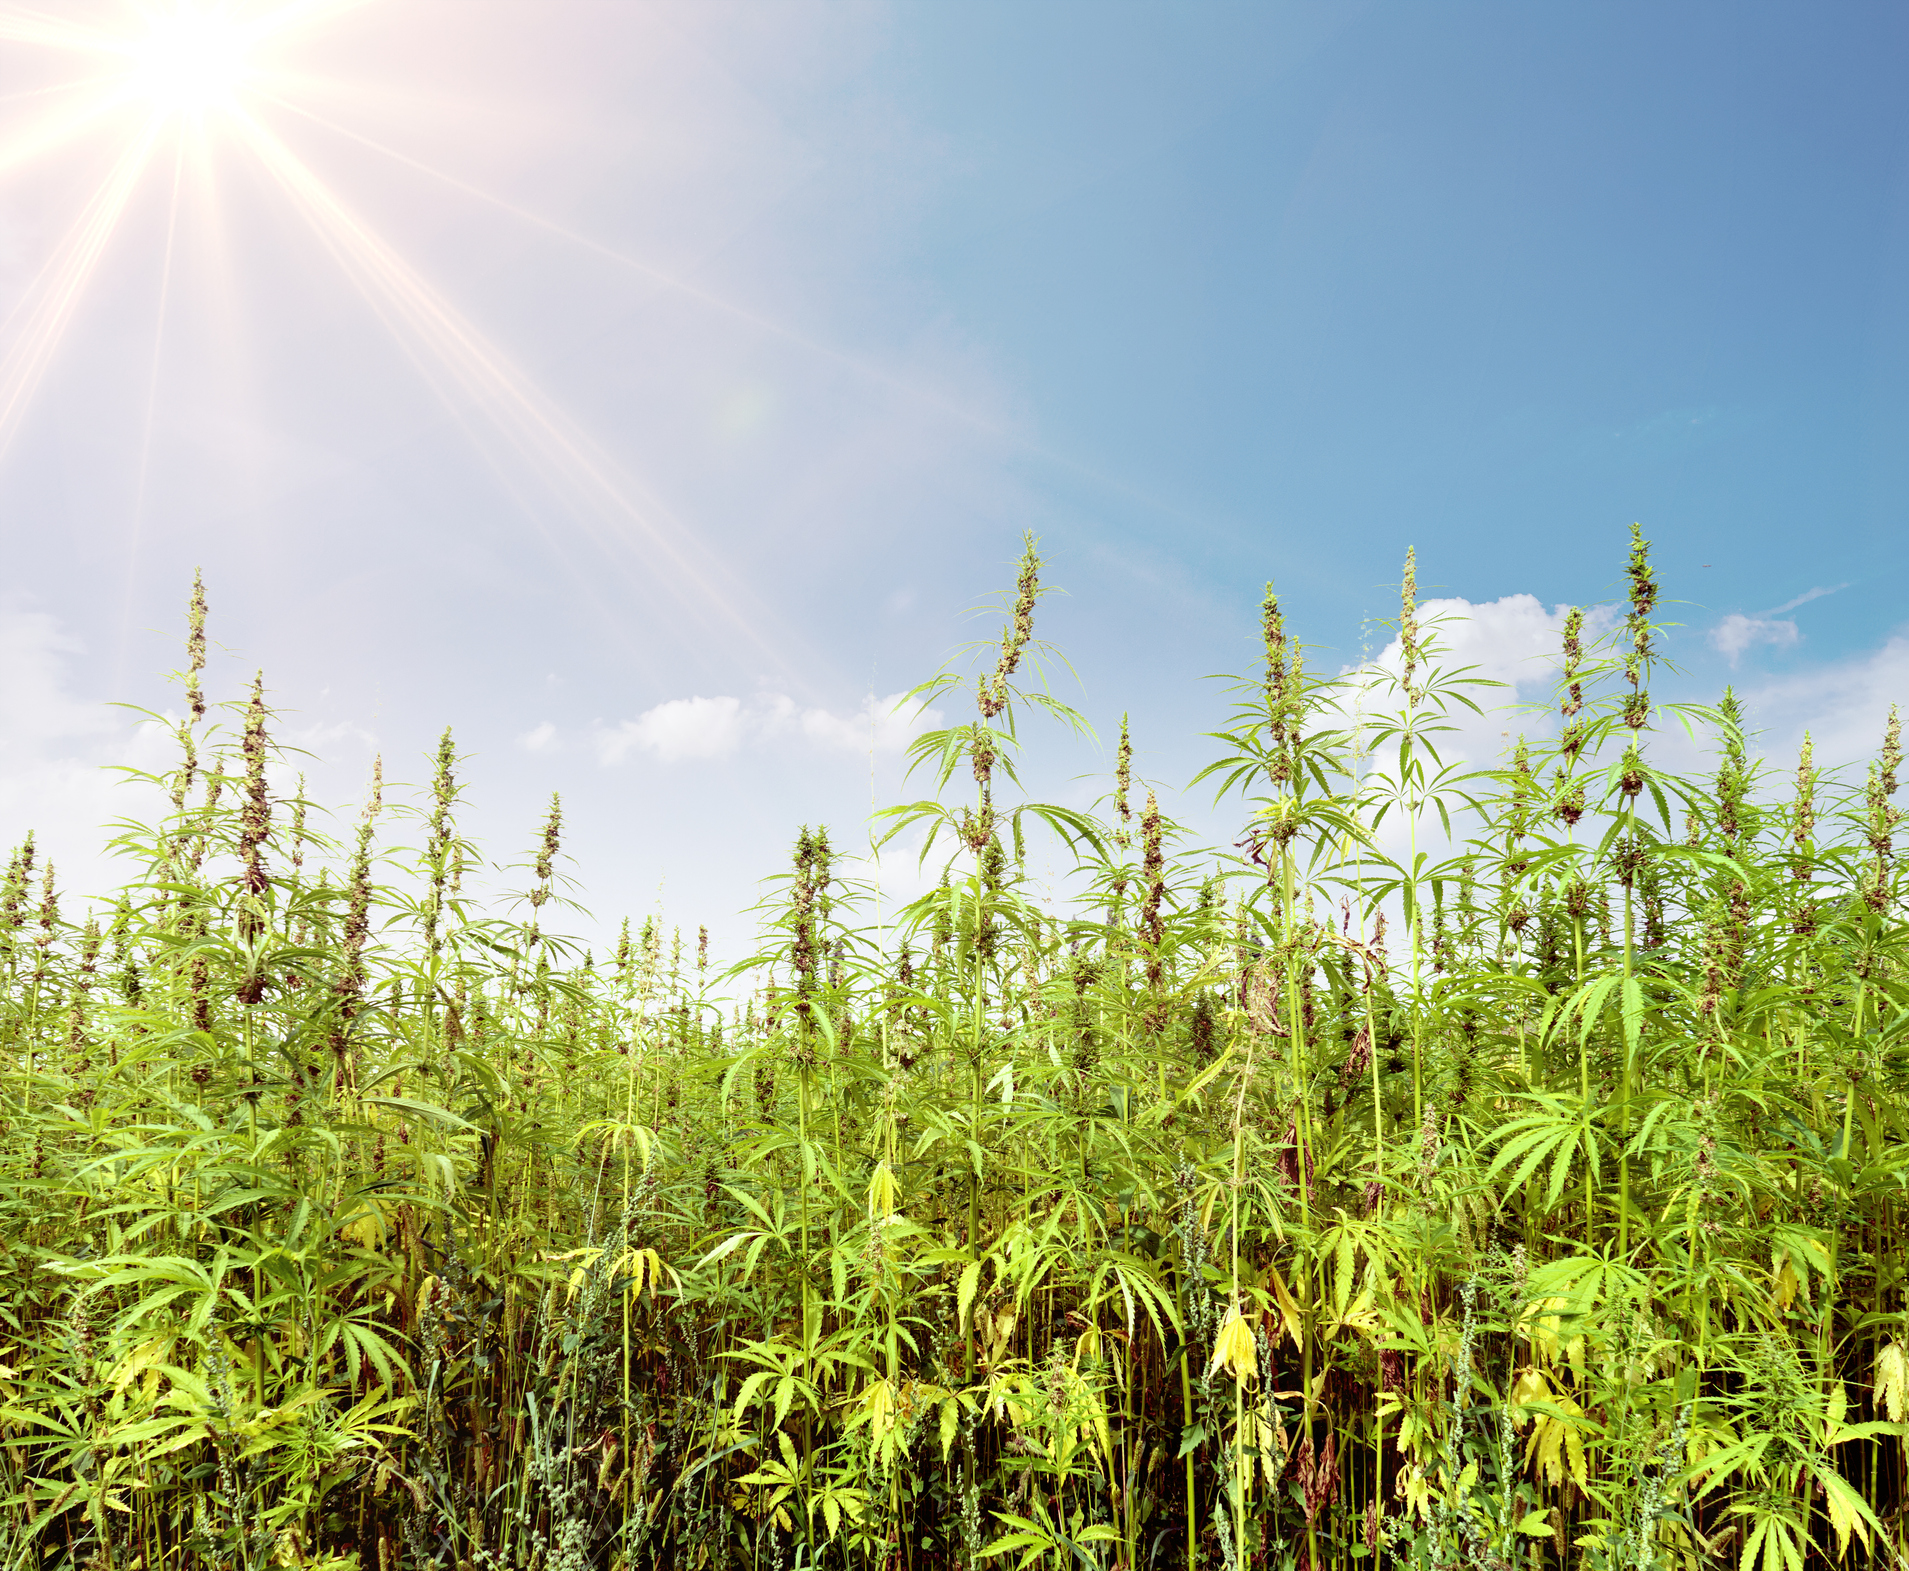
[3,538,1908,1571]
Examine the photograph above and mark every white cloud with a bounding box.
[1411,593,1579,691]
[801,691,938,753]
[1288,594,1583,930]
[1711,612,1799,665]
[1738,631,1909,777]
[0,608,110,747]
[282,719,380,761]
[517,721,558,753]
[1333,594,1584,773]
[1338,593,1905,806]
[594,689,939,765]
[598,696,747,763]
[0,608,170,906]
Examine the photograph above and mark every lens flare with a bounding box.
[0,0,803,656]
[126,9,252,114]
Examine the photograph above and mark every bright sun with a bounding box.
[0,0,744,630]
[126,9,253,115]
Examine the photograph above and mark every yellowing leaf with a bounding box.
[1207,1303,1257,1384]
[1401,1464,1432,1523]
[1266,1270,1303,1348]
[938,1396,960,1463]
[1816,1465,1882,1560]
[1515,1295,1569,1362]
[1825,1377,1847,1439]
[614,1246,677,1299]
[1523,1380,1588,1491]
[1773,1257,1802,1312]
[338,1202,388,1249]
[1508,1367,1549,1422]
[986,1305,1018,1367]
[867,1160,899,1222]
[1252,1410,1289,1487]
[957,1259,983,1336]
[1874,1343,1908,1424]
[848,1378,896,1441]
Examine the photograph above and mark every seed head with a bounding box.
[1791,732,1816,879]
[1399,549,1421,710]
[1552,770,1585,830]
[790,826,832,1023]
[533,793,562,891]
[1862,720,1903,912]
[335,758,382,1027]
[1261,582,1285,699]
[1623,524,1657,717]
[1560,608,1584,715]
[979,535,1041,720]
[1260,584,1307,786]
[1618,741,1645,801]
[1140,790,1166,987]
[186,569,208,722]
[288,776,308,876]
[1626,521,1658,620]
[1,835,32,939]
[35,861,58,945]
[238,672,271,897]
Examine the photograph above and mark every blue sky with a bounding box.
[3,0,1906,946]
[900,1,1909,639]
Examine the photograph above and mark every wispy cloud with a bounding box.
[592,691,939,766]
[597,696,747,764]
[1711,612,1799,665]
[0,607,170,903]
[790,692,941,753]
[1767,583,1849,615]
[1705,584,1850,665]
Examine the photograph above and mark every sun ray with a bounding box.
[125,138,187,561]
[244,0,385,39]
[0,9,124,53]
[0,75,126,107]
[0,1,331,126]
[0,119,161,463]
[227,106,779,660]
[0,1,820,676]
[253,89,1168,520]
[0,0,355,58]
[0,85,139,178]
[255,88,1017,444]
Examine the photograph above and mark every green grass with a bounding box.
[1,531,1906,1571]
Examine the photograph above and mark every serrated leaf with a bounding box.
[957,1259,982,1336]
